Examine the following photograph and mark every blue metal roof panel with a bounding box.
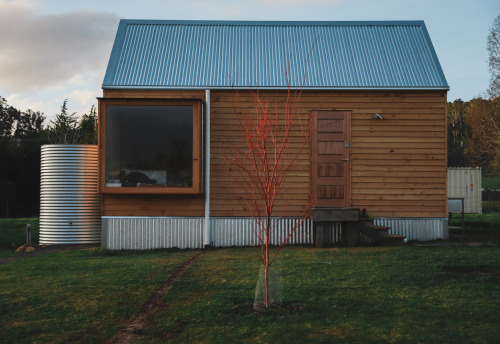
[103,20,449,90]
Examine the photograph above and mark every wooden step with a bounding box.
[350,221,406,247]
[373,225,390,236]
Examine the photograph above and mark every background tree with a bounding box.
[447,99,470,167]
[465,97,500,172]
[446,15,500,173]
[0,98,46,217]
[487,15,500,99]
[48,99,80,144]
[78,105,98,145]
[0,97,20,138]
[14,110,45,139]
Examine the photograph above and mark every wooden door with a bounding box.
[311,111,351,207]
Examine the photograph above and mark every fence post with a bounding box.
[26,224,31,245]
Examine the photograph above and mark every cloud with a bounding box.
[0,0,120,92]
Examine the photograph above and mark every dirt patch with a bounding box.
[107,250,205,344]
[0,244,99,266]
[441,266,500,278]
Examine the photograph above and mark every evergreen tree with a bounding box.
[48,99,80,144]
[78,105,98,144]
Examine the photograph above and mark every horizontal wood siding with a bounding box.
[210,90,311,217]
[348,91,447,217]
[102,194,205,217]
[210,90,447,218]
[100,89,447,218]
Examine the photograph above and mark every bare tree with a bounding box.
[487,15,500,99]
[221,73,311,309]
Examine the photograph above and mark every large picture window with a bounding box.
[99,99,202,194]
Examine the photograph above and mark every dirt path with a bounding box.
[107,250,205,344]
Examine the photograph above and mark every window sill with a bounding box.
[101,186,202,195]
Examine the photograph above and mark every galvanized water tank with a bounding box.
[40,145,101,244]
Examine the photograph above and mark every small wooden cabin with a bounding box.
[99,20,449,249]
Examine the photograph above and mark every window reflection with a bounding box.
[106,105,193,188]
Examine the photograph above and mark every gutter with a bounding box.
[204,89,211,247]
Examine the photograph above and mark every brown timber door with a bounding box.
[312,111,351,207]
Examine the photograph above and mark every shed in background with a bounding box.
[447,167,482,214]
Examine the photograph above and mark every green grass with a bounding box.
[137,247,500,344]
[482,174,500,189]
[0,218,39,249]
[449,212,500,244]
[483,201,500,213]
[1,246,499,343]
[0,248,198,344]
[450,212,500,227]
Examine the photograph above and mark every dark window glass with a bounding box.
[105,105,193,188]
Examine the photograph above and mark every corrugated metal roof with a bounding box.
[103,20,448,90]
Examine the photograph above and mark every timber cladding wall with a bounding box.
[210,90,447,218]
[100,89,447,219]
[100,90,206,217]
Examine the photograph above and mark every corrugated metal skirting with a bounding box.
[102,217,204,250]
[102,217,312,249]
[102,217,448,249]
[375,217,448,241]
[211,218,312,247]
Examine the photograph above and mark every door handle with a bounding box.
[341,158,349,162]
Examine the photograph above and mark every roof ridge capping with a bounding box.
[119,19,426,26]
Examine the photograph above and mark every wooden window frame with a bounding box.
[98,98,202,194]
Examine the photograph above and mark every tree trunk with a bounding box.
[264,262,269,308]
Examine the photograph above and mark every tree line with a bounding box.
[447,96,500,172]
[448,15,500,174]
[0,98,97,217]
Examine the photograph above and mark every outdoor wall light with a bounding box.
[373,113,384,120]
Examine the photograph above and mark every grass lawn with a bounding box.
[449,212,500,227]
[2,245,498,343]
[0,218,39,249]
[449,212,500,245]
[482,174,500,189]
[137,246,500,344]
[0,248,198,344]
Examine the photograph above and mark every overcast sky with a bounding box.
[0,0,499,122]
